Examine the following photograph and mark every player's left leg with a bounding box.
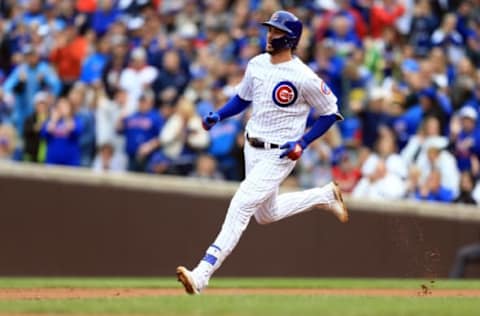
[254,182,348,225]
[178,148,295,294]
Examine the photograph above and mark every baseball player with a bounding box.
[177,10,348,294]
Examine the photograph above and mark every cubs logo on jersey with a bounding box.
[320,81,331,95]
[272,81,298,107]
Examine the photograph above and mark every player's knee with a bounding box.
[234,186,270,210]
[254,213,274,225]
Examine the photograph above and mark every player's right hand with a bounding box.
[202,112,220,130]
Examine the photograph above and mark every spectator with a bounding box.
[431,13,465,65]
[49,24,88,95]
[408,0,437,58]
[0,88,13,124]
[352,158,405,199]
[91,142,127,173]
[297,129,337,189]
[90,0,120,37]
[449,242,480,278]
[0,123,18,160]
[184,66,211,106]
[68,83,96,166]
[3,45,61,134]
[350,87,391,150]
[396,87,450,143]
[401,116,447,167]
[352,128,407,199]
[368,0,406,39]
[464,72,480,116]
[22,91,50,162]
[140,97,209,176]
[465,16,480,67]
[414,137,460,198]
[117,90,163,172]
[315,0,368,41]
[189,154,224,181]
[326,15,362,59]
[474,178,480,204]
[119,46,158,115]
[206,86,243,180]
[450,106,480,173]
[414,168,454,203]
[152,49,191,106]
[428,48,452,90]
[451,57,477,109]
[80,35,110,85]
[455,171,477,205]
[101,34,128,98]
[332,148,362,194]
[41,97,83,167]
[308,40,344,106]
[95,86,128,155]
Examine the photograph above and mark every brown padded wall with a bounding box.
[0,176,479,277]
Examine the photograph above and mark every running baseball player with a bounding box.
[177,10,348,294]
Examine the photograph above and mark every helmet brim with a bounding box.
[261,21,291,34]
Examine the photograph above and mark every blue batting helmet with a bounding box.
[262,10,303,50]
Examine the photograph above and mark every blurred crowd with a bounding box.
[0,0,479,204]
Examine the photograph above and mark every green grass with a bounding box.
[0,277,479,289]
[1,296,480,316]
[0,278,479,315]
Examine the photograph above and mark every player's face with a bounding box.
[266,26,287,54]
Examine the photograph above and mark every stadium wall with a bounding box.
[0,162,479,278]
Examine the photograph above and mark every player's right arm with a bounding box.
[202,63,253,130]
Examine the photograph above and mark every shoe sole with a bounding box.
[176,266,199,295]
[332,182,349,223]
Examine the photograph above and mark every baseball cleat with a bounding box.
[176,266,200,295]
[329,182,349,223]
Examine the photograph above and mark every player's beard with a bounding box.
[266,43,288,56]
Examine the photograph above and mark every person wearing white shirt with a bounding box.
[119,47,158,115]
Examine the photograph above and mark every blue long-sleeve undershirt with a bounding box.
[300,113,342,148]
[217,95,251,121]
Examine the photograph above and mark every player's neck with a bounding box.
[269,50,293,64]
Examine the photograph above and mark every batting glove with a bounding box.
[202,112,220,130]
[279,139,307,161]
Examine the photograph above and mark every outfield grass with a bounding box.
[0,278,479,316]
[1,295,480,316]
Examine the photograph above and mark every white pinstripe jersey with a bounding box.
[237,53,339,144]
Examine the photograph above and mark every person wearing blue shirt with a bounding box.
[452,106,480,172]
[464,79,480,128]
[3,46,61,135]
[117,91,163,172]
[80,37,110,85]
[41,98,83,167]
[208,118,243,180]
[326,15,362,59]
[90,0,120,36]
[308,40,345,107]
[408,0,438,57]
[415,169,454,203]
[68,85,96,167]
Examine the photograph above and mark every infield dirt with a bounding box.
[1,288,480,299]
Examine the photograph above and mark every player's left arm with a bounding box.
[280,77,343,161]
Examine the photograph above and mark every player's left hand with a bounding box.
[202,112,220,130]
[279,140,306,161]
